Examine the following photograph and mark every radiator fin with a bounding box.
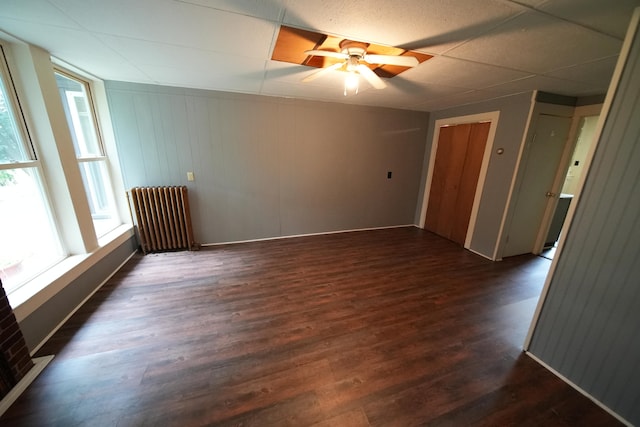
[128,186,196,254]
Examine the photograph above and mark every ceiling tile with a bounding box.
[545,55,618,86]
[50,0,277,57]
[263,60,318,85]
[0,0,81,29]
[139,57,266,93]
[82,62,153,84]
[411,89,513,111]
[0,0,633,112]
[97,35,231,69]
[260,79,351,104]
[175,0,286,22]
[330,80,472,112]
[282,0,525,54]
[0,19,146,80]
[362,80,467,101]
[388,80,471,99]
[445,11,622,73]
[406,56,532,89]
[486,74,607,97]
[537,0,640,39]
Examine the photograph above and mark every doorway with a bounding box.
[502,114,572,258]
[540,111,601,259]
[425,122,490,245]
[419,111,499,250]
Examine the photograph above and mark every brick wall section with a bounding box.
[0,280,33,399]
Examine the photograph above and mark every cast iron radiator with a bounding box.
[128,186,197,254]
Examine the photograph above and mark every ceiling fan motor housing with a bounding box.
[346,55,360,71]
[339,40,368,58]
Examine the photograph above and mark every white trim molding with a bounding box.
[418,111,500,253]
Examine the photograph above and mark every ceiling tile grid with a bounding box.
[0,0,81,29]
[537,0,640,39]
[443,11,622,74]
[543,55,619,86]
[0,0,638,111]
[49,0,278,57]
[281,0,527,54]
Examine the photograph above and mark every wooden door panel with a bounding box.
[424,126,453,232]
[451,122,490,245]
[425,123,472,240]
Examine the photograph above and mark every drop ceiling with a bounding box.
[0,0,638,112]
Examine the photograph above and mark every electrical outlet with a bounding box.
[187,171,195,181]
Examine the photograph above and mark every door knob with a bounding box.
[546,191,557,197]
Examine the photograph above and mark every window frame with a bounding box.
[54,67,119,236]
[54,67,107,160]
[0,43,66,292]
[0,45,37,166]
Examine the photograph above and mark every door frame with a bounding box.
[531,104,603,254]
[524,7,639,351]
[419,111,500,249]
[500,112,574,258]
[494,101,574,260]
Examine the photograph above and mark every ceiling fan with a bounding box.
[302,40,419,95]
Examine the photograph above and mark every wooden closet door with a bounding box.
[450,122,490,244]
[425,122,489,246]
[425,123,472,240]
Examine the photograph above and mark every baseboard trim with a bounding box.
[0,355,54,417]
[466,247,497,261]
[525,351,631,426]
[200,224,417,247]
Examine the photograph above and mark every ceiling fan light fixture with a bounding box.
[302,38,421,94]
[344,71,359,96]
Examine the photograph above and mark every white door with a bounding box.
[503,114,572,257]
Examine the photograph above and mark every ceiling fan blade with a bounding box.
[302,62,344,82]
[304,50,348,60]
[363,54,419,67]
[356,64,386,89]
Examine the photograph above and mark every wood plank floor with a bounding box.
[2,227,621,426]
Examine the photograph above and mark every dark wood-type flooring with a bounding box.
[2,227,622,426]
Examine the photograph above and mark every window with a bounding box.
[0,47,63,291]
[55,70,118,237]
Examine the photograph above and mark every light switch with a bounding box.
[187,171,195,181]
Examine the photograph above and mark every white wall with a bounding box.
[416,92,534,259]
[106,82,430,244]
[561,115,599,195]
[528,9,640,425]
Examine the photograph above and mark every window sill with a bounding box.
[9,224,134,322]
